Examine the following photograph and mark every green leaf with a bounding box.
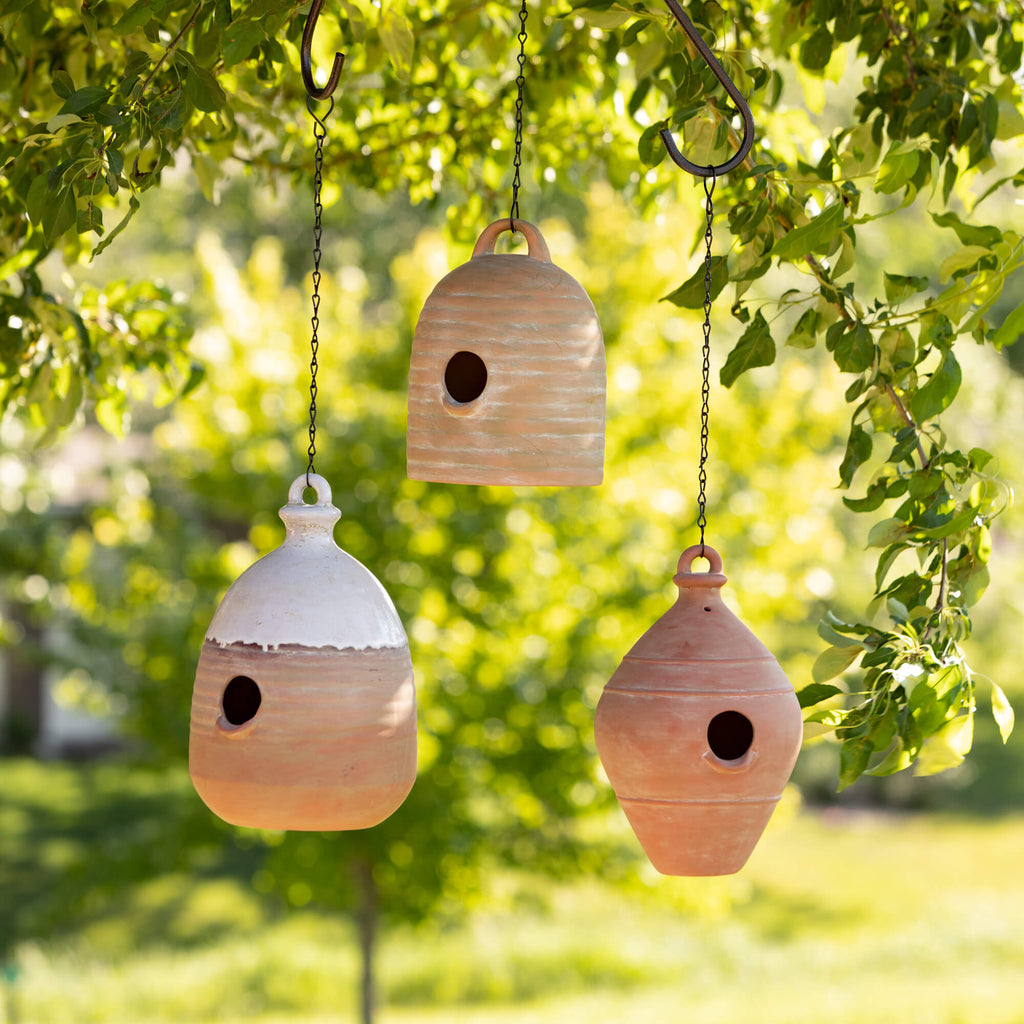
[772,203,844,262]
[878,326,916,370]
[183,60,227,113]
[833,322,874,373]
[990,301,1024,351]
[95,394,129,437]
[938,244,995,282]
[51,70,75,99]
[576,4,631,28]
[812,646,861,684]
[910,349,961,423]
[786,308,820,349]
[59,86,111,116]
[867,518,908,548]
[222,19,265,66]
[930,211,1002,248]
[915,713,973,776]
[661,256,727,308]
[797,682,844,708]
[638,123,666,167]
[91,195,141,260]
[43,185,78,245]
[844,478,888,513]
[838,738,872,790]
[719,311,774,387]
[875,543,908,589]
[865,739,913,776]
[816,619,865,648]
[839,423,872,487]
[961,562,989,605]
[991,683,1014,743]
[181,361,207,398]
[46,113,83,133]
[114,0,173,31]
[380,5,415,77]
[969,447,995,472]
[25,173,50,227]
[874,141,920,194]
[883,272,929,305]
[799,26,834,72]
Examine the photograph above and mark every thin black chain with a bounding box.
[697,171,716,552]
[509,0,528,231]
[306,95,332,486]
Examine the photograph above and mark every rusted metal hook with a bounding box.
[659,0,755,177]
[301,0,345,101]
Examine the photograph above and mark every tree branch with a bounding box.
[134,3,203,106]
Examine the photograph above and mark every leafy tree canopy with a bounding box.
[1,0,1023,909]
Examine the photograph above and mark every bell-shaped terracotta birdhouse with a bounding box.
[189,474,416,831]
[595,545,802,876]
[407,219,605,486]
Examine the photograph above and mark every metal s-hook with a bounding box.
[301,0,345,101]
[659,0,754,177]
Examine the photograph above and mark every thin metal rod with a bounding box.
[658,0,754,177]
[302,0,345,101]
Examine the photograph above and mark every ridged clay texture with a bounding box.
[407,219,605,486]
[189,474,417,830]
[595,545,802,876]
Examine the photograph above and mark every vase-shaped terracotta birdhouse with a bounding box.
[595,545,802,876]
[189,474,416,831]
[407,219,605,486]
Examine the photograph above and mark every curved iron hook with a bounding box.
[301,0,345,101]
[658,0,754,177]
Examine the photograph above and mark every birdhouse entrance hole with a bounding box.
[707,710,753,761]
[444,351,487,404]
[222,675,262,725]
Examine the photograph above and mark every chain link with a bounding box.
[509,0,528,231]
[306,95,332,486]
[697,171,716,552]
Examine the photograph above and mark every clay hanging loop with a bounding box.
[658,0,754,177]
[301,0,345,101]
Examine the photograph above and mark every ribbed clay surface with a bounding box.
[407,223,605,486]
[595,546,802,876]
[190,640,416,831]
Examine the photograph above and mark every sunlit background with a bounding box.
[2,2,1024,1021]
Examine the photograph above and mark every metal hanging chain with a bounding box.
[509,0,528,231]
[697,170,716,552]
[306,94,333,487]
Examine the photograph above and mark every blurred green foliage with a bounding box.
[4,757,1024,1023]
[1,0,1023,976]
[2,0,1022,786]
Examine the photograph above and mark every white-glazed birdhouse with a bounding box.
[407,219,605,486]
[189,474,416,831]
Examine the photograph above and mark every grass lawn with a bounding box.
[2,760,1023,1023]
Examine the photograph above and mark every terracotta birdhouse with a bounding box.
[189,474,416,831]
[595,545,802,876]
[406,219,605,486]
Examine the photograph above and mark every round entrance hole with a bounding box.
[707,710,753,761]
[222,675,262,726]
[444,351,487,404]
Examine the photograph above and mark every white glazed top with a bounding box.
[206,474,408,651]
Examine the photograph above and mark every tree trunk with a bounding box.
[2,608,43,754]
[353,857,378,1024]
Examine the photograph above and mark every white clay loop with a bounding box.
[288,472,333,506]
